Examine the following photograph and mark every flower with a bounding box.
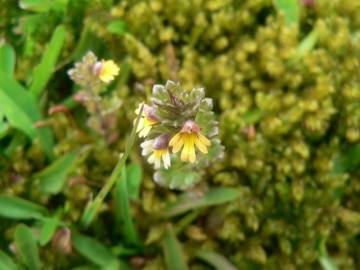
[135,103,159,138]
[141,135,171,169]
[169,120,211,163]
[93,60,120,83]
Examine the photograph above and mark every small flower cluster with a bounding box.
[136,81,223,189]
[68,52,121,140]
[68,51,119,91]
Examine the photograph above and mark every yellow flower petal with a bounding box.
[195,135,208,154]
[99,60,120,83]
[197,132,211,146]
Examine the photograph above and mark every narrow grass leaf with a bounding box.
[296,30,318,58]
[39,217,59,246]
[19,0,67,13]
[34,151,77,194]
[319,256,338,270]
[273,0,300,26]
[163,225,189,270]
[0,195,47,219]
[162,187,241,217]
[0,250,19,270]
[0,43,16,76]
[30,25,66,99]
[126,164,142,200]
[14,224,41,270]
[72,233,116,267]
[0,71,54,159]
[196,250,238,270]
[114,168,141,246]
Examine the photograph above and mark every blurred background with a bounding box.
[0,0,359,269]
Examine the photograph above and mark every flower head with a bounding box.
[169,120,211,163]
[93,60,120,83]
[135,103,159,138]
[141,134,171,169]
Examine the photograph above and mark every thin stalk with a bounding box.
[81,104,144,227]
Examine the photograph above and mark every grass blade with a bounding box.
[0,250,19,270]
[30,25,66,99]
[163,224,189,270]
[34,151,78,194]
[196,250,238,270]
[162,187,241,217]
[0,195,47,219]
[72,233,116,267]
[0,43,16,76]
[273,0,300,26]
[14,224,41,270]
[114,168,141,246]
[126,164,143,200]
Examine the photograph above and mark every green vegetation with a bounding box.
[0,0,359,269]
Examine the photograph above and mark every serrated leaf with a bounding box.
[34,151,78,194]
[39,217,59,246]
[0,43,16,76]
[162,187,241,217]
[126,164,142,200]
[0,195,47,219]
[0,71,54,159]
[0,250,19,270]
[273,0,300,26]
[163,225,189,270]
[14,224,41,270]
[30,25,66,99]
[196,250,238,270]
[72,233,116,267]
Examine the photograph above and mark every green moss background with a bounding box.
[0,0,359,269]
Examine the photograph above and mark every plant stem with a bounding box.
[81,104,144,227]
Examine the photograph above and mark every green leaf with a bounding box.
[0,71,54,159]
[319,256,338,270]
[114,168,141,246]
[163,225,189,270]
[70,266,99,270]
[39,217,59,246]
[243,108,263,124]
[318,239,338,270]
[107,20,127,35]
[162,187,241,217]
[331,144,360,174]
[30,25,66,99]
[14,224,41,270]
[196,250,237,270]
[34,151,78,194]
[19,0,68,13]
[296,30,318,58]
[72,233,116,267]
[100,260,131,270]
[0,43,16,76]
[0,250,19,270]
[126,164,142,200]
[273,0,300,26]
[0,195,47,219]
